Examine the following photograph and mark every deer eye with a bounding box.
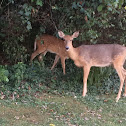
[69,40,72,42]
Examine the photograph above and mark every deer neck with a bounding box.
[67,47,78,61]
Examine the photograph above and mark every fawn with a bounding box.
[30,34,69,74]
[58,31,126,102]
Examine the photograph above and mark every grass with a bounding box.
[1,62,126,126]
[0,92,126,126]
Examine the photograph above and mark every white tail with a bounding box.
[30,34,69,74]
[34,41,37,51]
[58,30,126,102]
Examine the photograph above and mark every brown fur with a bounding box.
[58,31,126,102]
[30,34,69,74]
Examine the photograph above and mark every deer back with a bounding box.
[75,44,126,67]
[36,34,68,58]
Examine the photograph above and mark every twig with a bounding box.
[48,0,58,31]
[0,1,12,11]
[0,0,3,9]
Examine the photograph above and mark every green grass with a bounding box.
[1,62,126,126]
[0,93,126,126]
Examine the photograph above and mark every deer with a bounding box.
[58,30,126,102]
[30,34,69,74]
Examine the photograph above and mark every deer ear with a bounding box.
[58,31,65,38]
[72,31,79,38]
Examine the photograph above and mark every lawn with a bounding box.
[0,92,126,126]
[0,63,126,126]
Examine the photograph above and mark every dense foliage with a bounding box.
[0,0,126,100]
[1,0,126,64]
[0,61,120,101]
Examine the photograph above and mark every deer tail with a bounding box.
[34,39,37,51]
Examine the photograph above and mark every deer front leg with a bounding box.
[82,66,91,97]
[51,55,60,70]
[60,57,66,75]
[114,66,125,102]
[116,79,124,102]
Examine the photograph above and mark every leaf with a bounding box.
[36,0,43,6]
[97,4,103,12]
[107,7,112,11]
[26,21,32,30]
[114,1,118,8]
[118,0,124,9]
[0,33,6,37]
[72,2,77,9]
[25,11,31,16]
[41,40,44,44]
[4,77,9,82]
[23,3,28,9]
[14,116,20,120]
[85,117,89,120]
[77,2,82,8]
[4,70,9,76]
[107,3,112,11]
[19,10,24,15]
[80,7,85,13]
[49,124,55,126]
[1,95,5,99]
[8,0,14,4]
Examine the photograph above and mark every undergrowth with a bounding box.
[0,61,121,102]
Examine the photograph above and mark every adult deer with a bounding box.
[30,34,69,74]
[58,31,126,102]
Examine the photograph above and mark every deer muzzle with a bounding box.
[65,46,69,51]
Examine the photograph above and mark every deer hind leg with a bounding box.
[122,68,126,97]
[60,56,66,74]
[51,55,60,70]
[30,47,46,62]
[82,65,91,97]
[114,63,125,102]
[38,51,47,62]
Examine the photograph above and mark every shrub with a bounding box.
[0,65,9,83]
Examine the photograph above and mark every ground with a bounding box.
[0,93,126,126]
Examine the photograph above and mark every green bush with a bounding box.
[3,38,28,64]
[0,65,9,83]
[88,67,119,94]
[0,60,121,101]
[1,0,126,64]
[0,0,125,101]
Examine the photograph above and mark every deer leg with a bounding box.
[30,51,39,62]
[51,55,60,70]
[38,54,43,62]
[124,78,126,97]
[30,48,46,62]
[38,51,47,62]
[122,68,126,97]
[60,56,66,75]
[114,66,125,102]
[82,66,91,97]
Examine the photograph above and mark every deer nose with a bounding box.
[65,46,69,51]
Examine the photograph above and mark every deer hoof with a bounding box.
[82,94,87,97]
[123,93,126,97]
[116,97,119,102]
